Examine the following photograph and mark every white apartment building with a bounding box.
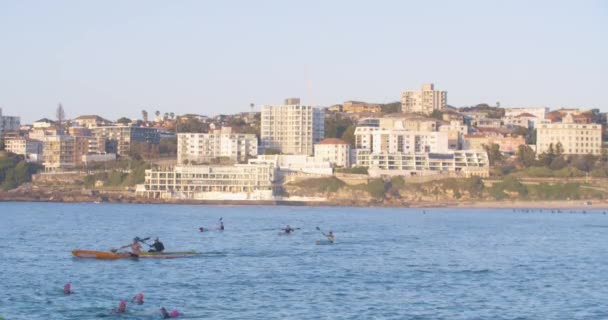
[177,127,257,164]
[355,126,449,154]
[314,138,351,168]
[504,107,548,120]
[3,137,43,162]
[401,83,447,115]
[439,121,469,150]
[137,164,277,200]
[356,150,490,178]
[536,113,602,155]
[250,154,334,176]
[261,99,325,155]
[0,108,21,135]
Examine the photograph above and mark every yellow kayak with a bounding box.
[72,250,201,259]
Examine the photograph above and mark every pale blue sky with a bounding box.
[1,0,606,123]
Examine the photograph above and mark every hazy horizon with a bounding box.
[1,0,606,123]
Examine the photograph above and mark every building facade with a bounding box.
[177,127,257,164]
[401,83,447,115]
[42,135,75,170]
[355,126,449,154]
[356,150,490,178]
[314,138,351,168]
[536,113,603,155]
[261,100,325,155]
[504,107,548,120]
[463,134,525,154]
[92,125,160,156]
[138,164,277,200]
[0,108,21,135]
[4,137,43,162]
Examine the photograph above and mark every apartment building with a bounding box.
[342,101,382,113]
[92,125,160,156]
[401,83,447,115]
[42,135,75,170]
[3,137,43,162]
[463,133,525,154]
[177,127,257,164]
[356,150,490,178]
[355,126,449,154]
[314,138,351,168]
[138,164,277,200]
[261,98,325,155]
[0,108,20,135]
[536,113,602,155]
[72,115,112,128]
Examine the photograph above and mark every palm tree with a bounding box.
[169,112,175,119]
[155,110,160,117]
[164,112,169,120]
[141,110,148,123]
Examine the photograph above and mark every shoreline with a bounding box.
[1,196,607,210]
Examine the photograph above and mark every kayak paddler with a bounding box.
[324,231,335,243]
[282,225,296,234]
[148,238,165,253]
[117,238,142,257]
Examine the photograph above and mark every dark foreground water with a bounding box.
[1,203,608,319]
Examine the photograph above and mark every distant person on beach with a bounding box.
[148,238,165,253]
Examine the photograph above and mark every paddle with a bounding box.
[316,226,334,242]
[110,237,151,253]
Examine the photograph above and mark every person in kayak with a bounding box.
[160,307,180,318]
[117,238,142,257]
[148,238,165,253]
[324,231,335,243]
[114,300,127,313]
[219,220,224,231]
[198,227,205,232]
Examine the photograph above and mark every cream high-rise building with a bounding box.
[261,99,325,155]
[536,113,602,155]
[177,127,258,164]
[401,83,447,115]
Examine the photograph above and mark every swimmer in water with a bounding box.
[114,299,127,313]
[160,307,180,318]
[132,292,144,304]
[64,282,72,295]
[199,227,205,232]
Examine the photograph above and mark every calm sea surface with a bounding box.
[1,202,608,319]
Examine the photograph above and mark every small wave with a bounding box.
[583,224,608,228]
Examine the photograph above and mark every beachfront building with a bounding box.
[250,154,334,176]
[439,121,469,150]
[355,126,449,154]
[0,108,21,135]
[314,138,351,168]
[463,133,525,154]
[401,83,447,115]
[42,135,76,170]
[92,125,160,156]
[137,163,278,200]
[536,113,602,155]
[356,150,490,178]
[177,127,257,165]
[261,98,325,155]
[3,137,43,162]
[502,113,541,130]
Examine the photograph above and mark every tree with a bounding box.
[341,125,356,146]
[517,145,536,167]
[380,102,401,114]
[483,143,503,166]
[430,110,443,120]
[169,112,175,119]
[155,110,160,118]
[0,134,5,151]
[56,103,66,129]
[141,110,148,123]
[116,117,132,125]
[263,148,281,155]
[555,142,564,156]
[164,112,169,120]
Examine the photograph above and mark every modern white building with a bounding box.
[0,108,21,135]
[177,127,258,164]
[356,150,490,178]
[138,163,278,200]
[355,126,449,154]
[261,98,325,155]
[251,154,334,176]
[314,138,351,168]
[536,113,602,155]
[401,83,447,115]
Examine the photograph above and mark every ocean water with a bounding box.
[1,203,608,320]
